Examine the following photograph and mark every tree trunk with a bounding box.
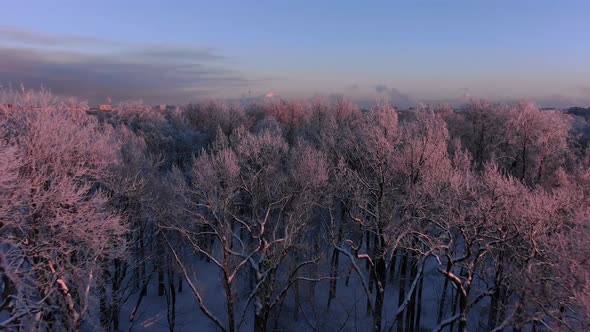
[487,259,503,331]
[254,268,272,332]
[167,268,177,332]
[373,251,386,332]
[223,252,236,332]
[157,234,165,296]
[458,289,468,332]
[367,260,374,316]
[112,258,123,332]
[389,249,398,284]
[254,314,268,332]
[405,250,417,332]
[139,216,147,297]
[328,205,344,308]
[345,263,353,286]
[414,260,425,331]
[177,274,183,293]
[437,260,452,324]
[449,287,458,332]
[158,263,165,297]
[396,249,408,332]
[365,231,371,269]
[225,280,235,332]
[328,247,340,308]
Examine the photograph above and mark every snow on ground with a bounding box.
[116,250,493,332]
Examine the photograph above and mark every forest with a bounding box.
[1,88,589,332]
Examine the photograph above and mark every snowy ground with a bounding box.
[118,250,493,332]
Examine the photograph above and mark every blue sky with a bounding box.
[1,0,590,106]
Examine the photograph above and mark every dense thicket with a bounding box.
[1,89,589,331]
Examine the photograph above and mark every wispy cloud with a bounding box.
[0,27,265,104]
[0,26,124,47]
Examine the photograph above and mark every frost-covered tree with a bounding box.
[0,90,126,330]
[164,127,328,332]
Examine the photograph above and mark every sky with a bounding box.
[1,0,590,107]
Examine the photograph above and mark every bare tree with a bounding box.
[163,127,328,332]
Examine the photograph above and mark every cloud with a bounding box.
[0,27,266,104]
[125,48,228,63]
[375,84,388,94]
[374,84,414,107]
[0,26,124,48]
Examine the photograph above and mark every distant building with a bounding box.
[98,104,113,111]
